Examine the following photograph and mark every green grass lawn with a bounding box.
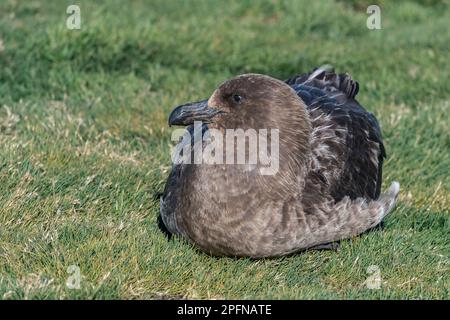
[0,0,448,299]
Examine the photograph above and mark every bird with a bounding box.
[159,66,399,258]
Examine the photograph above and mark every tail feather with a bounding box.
[378,181,400,219]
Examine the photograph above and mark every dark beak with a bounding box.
[168,100,223,126]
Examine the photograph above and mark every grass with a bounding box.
[0,0,448,299]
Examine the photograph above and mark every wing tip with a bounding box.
[389,181,400,196]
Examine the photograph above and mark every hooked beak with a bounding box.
[168,100,223,126]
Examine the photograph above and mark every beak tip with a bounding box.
[167,99,216,127]
[168,113,177,127]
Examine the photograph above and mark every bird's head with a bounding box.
[168,74,312,195]
[168,74,309,131]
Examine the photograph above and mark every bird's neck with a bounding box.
[184,115,312,202]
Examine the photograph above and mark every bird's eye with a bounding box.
[232,94,244,104]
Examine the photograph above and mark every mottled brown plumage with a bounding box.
[160,67,399,258]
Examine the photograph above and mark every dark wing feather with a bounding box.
[286,66,359,100]
[287,67,385,201]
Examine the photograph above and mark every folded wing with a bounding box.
[287,67,386,201]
